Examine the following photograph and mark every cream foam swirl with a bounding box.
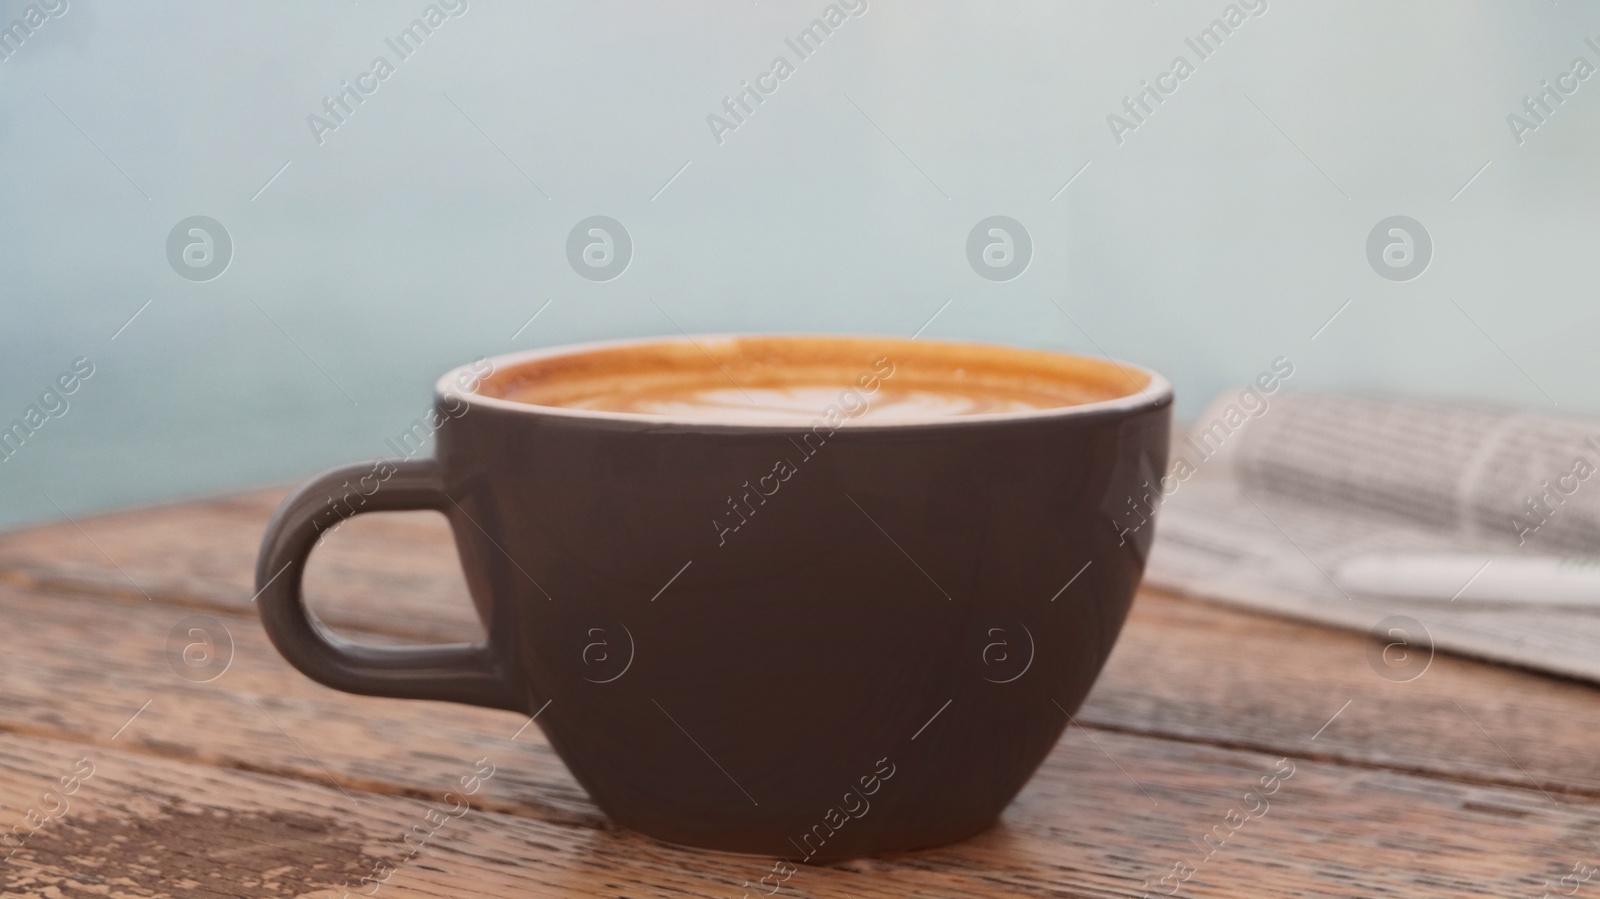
[564,386,1048,424]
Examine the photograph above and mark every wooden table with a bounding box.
[1,486,1596,898]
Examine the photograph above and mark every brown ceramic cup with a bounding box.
[256,334,1172,861]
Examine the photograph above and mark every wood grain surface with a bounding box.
[2,486,1598,897]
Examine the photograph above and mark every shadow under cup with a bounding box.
[256,334,1173,862]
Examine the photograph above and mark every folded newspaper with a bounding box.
[1143,389,1600,683]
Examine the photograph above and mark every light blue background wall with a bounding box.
[2,1,1597,529]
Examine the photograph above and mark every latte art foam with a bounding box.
[476,335,1150,425]
[563,385,1053,424]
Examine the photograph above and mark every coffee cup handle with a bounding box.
[255,459,523,713]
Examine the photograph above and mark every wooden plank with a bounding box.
[0,494,482,642]
[6,573,1595,817]
[1091,591,1600,799]
[3,493,1599,802]
[4,490,1599,893]
[0,583,596,829]
[0,718,1594,896]
[0,563,1598,895]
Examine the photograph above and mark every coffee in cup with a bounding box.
[257,333,1172,861]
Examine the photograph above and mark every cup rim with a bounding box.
[438,333,1173,432]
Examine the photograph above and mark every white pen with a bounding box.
[1333,553,1600,607]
